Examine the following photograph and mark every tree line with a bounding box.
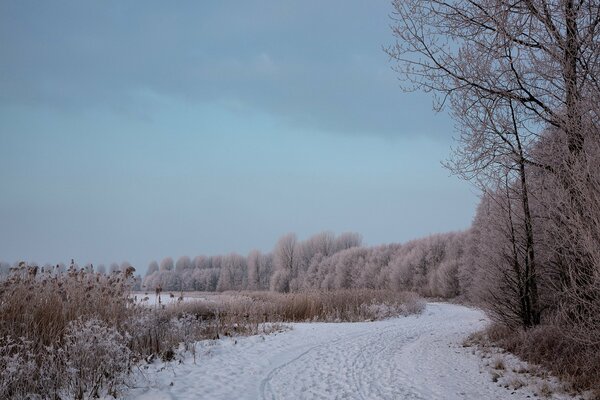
[141,231,467,298]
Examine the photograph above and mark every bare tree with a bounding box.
[449,97,542,326]
[388,0,599,157]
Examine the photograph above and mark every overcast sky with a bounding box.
[0,1,478,273]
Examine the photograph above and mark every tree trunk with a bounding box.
[564,0,583,156]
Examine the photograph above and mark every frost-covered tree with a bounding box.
[193,255,207,270]
[270,234,297,292]
[247,250,261,291]
[216,262,232,292]
[146,261,159,276]
[334,232,362,252]
[159,257,174,272]
[175,256,192,272]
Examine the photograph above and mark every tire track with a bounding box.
[260,321,425,400]
[260,327,381,400]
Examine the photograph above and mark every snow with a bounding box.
[131,292,211,306]
[127,303,579,400]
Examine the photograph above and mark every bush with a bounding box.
[63,318,132,399]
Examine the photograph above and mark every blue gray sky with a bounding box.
[0,1,477,273]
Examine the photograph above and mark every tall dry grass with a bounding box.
[0,263,136,399]
[241,289,424,322]
[1,264,134,348]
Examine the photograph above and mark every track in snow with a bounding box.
[129,303,548,400]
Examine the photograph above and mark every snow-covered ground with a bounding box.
[127,303,578,400]
[131,292,212,306]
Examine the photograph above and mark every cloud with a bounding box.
[0,0,450,137]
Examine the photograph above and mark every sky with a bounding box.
[0,1,478,273]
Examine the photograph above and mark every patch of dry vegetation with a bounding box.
[485,323,600,397]
[212,289,424,323]
[468,323,600,398]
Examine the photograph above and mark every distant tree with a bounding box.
[334,232,362,252]
[216,253,246,291]
[216,262,232,292]
[207,268,220,291]
[175,256,192,272]
[159,257,174,272]
[270,234,297,292]
[146,261,159,276]
[308,231,336,258]
[258,253,273,290]
[247,250,261,291]
[193,255,207,270]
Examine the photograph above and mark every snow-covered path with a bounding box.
[128,303,550,400]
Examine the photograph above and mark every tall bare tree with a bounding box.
[388,0,599,156]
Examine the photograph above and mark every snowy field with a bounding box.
[127,303,578,400]
[131,292,216,306]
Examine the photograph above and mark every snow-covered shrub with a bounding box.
[170,313,199,353]
[126,309,185,362]
[0,337,41,399]
[0,336,66,400]
[125,306,216,363]
[63,318,131,399]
